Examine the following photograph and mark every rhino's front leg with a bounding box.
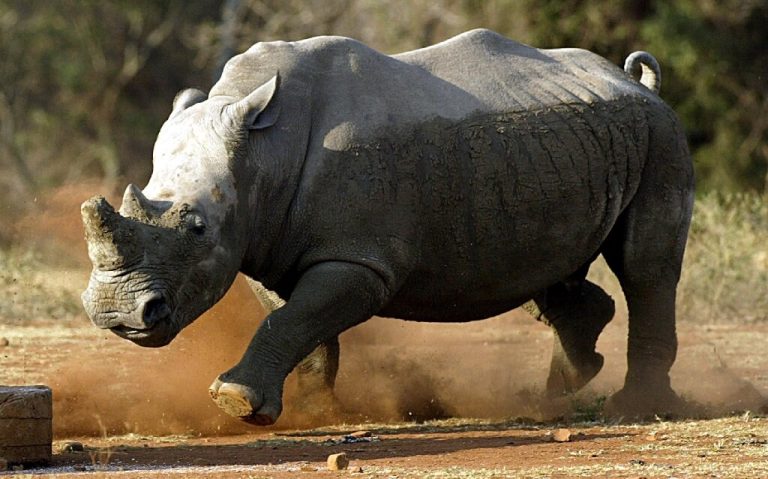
[246,278,341,417]
[209,262,390,425]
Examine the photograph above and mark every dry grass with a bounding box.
[587,192,768,324]
[0,247,84,323]
[679,193,768,322]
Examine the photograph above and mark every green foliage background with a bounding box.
[1,0,766,208]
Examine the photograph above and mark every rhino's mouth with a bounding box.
[111,322,159,337]
[110,320,175,347]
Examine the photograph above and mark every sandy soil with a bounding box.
[2,275,768,478]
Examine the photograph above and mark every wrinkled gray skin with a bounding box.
[81,29,693,425]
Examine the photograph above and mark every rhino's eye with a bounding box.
[188,215,207,236]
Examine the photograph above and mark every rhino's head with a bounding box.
[81,75,280,347]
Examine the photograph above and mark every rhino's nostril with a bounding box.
[142,296,171,328]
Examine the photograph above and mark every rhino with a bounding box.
[81,29,694,425]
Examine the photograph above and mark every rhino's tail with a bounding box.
[624,51,661,94]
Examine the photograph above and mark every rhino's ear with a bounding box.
[171,89,207,118]
[234,73,280,130]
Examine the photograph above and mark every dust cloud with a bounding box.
[51,289,768,437]
[49,276,559,437]
[51,277,262,436]
[11,183,767,438]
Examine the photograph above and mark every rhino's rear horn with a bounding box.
[81,196,141,270]
[120,184,161,221]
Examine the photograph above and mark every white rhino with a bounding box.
[81,29,694,425]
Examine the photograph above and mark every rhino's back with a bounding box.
[395,29,654,112]
[212,29,656,139]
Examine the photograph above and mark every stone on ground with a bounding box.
[327,452,349,470]
[551,428,572,442]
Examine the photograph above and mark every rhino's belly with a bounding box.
[380,293,531,323]
[379,221,607,323]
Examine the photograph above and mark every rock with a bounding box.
[327,452,349,470]
[0,385,53,465]
[551,428,572,443]
[0,337,9,347]
[61,442,84,453]
[349,430,372,438]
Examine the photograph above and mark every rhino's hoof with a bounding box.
[208,378,279,426]
[604,385,690,420]
[546,351,604,398]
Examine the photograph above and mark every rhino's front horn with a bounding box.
[81,196,140,270]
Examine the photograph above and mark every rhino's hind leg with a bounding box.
[526,277,615,397]
[600,247,687,418]
[600,119,693,418]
